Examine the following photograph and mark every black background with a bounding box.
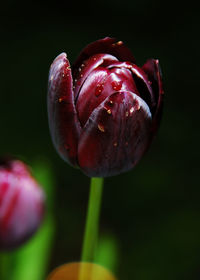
[1,1,200,279]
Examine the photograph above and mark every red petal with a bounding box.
[76,66,139,127]
[48,53,81,166]
[73,53,118,99]
[78,91,152,177]
[142,59,164,135]
[73,37,136,76]
[107,61,156,112]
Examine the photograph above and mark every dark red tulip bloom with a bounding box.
[48,37,163,177]
[0,159,45,250]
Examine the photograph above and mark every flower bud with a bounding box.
[48,37,164,177]
[0,159,45,250]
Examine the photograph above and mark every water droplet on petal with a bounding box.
[58,96,67,103]
[107,109,112,114]
[116,41,123,45]
[95,89,101,97]
[111,81,122,91]
[98,124,105,132]
[134,100,140,110]
[95,84,104,97]
[130,107,134,114]
[136,104,140,110]
[113,142,118,147]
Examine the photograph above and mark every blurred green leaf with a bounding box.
[95,233,119,274]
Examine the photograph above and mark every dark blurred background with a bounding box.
[1,1,200,279]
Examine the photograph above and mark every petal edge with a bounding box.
[72,37,136,76]
[48,53,81,166]
[142,59,164,136]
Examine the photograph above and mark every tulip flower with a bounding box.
[48,37,163,177]
[0,159,45,250]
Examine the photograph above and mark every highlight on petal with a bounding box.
[73,37,136,76]
[76,68,110,127]
[76,65,139,127]
[48,53,81,166]
[78,91,152,177]
[142,59,164,134]
[107,61,156,113]
[73,53,118,99]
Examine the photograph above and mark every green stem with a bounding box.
[81,177,104,263]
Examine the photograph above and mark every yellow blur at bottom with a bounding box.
[47,262,117,280]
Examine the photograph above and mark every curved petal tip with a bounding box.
[73,37,136,75]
